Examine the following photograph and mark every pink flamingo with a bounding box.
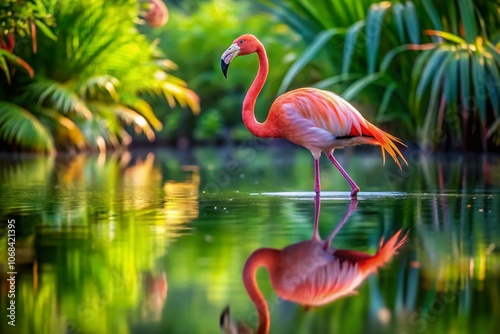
[238,196,407,334]
[221,35,407,198]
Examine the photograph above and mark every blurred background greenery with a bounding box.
[1,0,500,152]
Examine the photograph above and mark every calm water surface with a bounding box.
[0,146,499,334]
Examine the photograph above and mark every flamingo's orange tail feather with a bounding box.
[360,229,407,274]
[375,229,408,266]
[364,122,407,169]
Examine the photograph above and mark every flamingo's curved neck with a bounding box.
[243,248,279,334]
[242,45,272,138]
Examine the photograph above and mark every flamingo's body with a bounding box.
[242,197,407,333]
[221,34,407,197]
[251,231,405,307]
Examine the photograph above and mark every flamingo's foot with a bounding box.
[350,186,360,198]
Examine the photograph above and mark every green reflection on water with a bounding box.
[0,148,499,334]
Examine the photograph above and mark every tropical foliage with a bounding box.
[260,0,377,93]
[0,0,56,82]
[0,0,199,153]
[263,0,500,151]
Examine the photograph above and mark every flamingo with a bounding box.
[221,35,407,197]
[239,195,407,333]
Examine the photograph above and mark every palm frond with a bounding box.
[1,0,199,152]
[77,75,120,101]
[27,77,92,118]
[143,72,200,115]
[0,102,54,152]
[34,105,87,150]
[120,95,163,131]
[88,101,155,142]
[112,105,156,142]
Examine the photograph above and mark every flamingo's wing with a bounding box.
[281,88,367,136]
[278,257,364,306]
[271,88,407,167]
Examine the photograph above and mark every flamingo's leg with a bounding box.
[314,158,321,194]
[324,199,358,249]
[312,194,321,241]
[327,154,360,198]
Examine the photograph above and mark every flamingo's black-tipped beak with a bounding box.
[221,43,240,79]
[219,305,230,329]
[221,59,229,78]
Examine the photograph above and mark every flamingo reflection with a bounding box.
[141,271,168,321]
[235,196,407,334]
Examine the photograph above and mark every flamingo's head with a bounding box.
[221,34,261,78]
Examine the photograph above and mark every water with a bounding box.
[0,147,499,334]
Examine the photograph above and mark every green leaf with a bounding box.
[122,96,163,131]
[476,6,488,38]
[459,52,471,113]
[35,106,87,149]
[366,2,391,74]
[415,48,450,110]
[487,118,500,138]
[342,21,365,75]
[378,82,397,116]
[421,0,443,31]
[485,41,500,65]
[403,1,420,44]
[342,72,385,101]
[409,49,435,115]
[430,53,454,108]
[35,18,57,41]
[447,1,459,35]
[457,0,477,43]
[380,44,413,72]
[0,56,11,84]
[298,0,332,30]
[28,78,92,118]
[0,102,54,152]
[444,51,459,106]
[392,3,405,43]
[78,75,120,100]
[261,2,316,41]
[278,28,343,94]
[484,56,500,116]
[376,112,414,133]
[422,52,454,143]
[472,52,487,127]
[313,73,363,89]
[425,30,467,45]
[0,49,35,77]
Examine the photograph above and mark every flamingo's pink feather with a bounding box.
[268,88,407,167]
